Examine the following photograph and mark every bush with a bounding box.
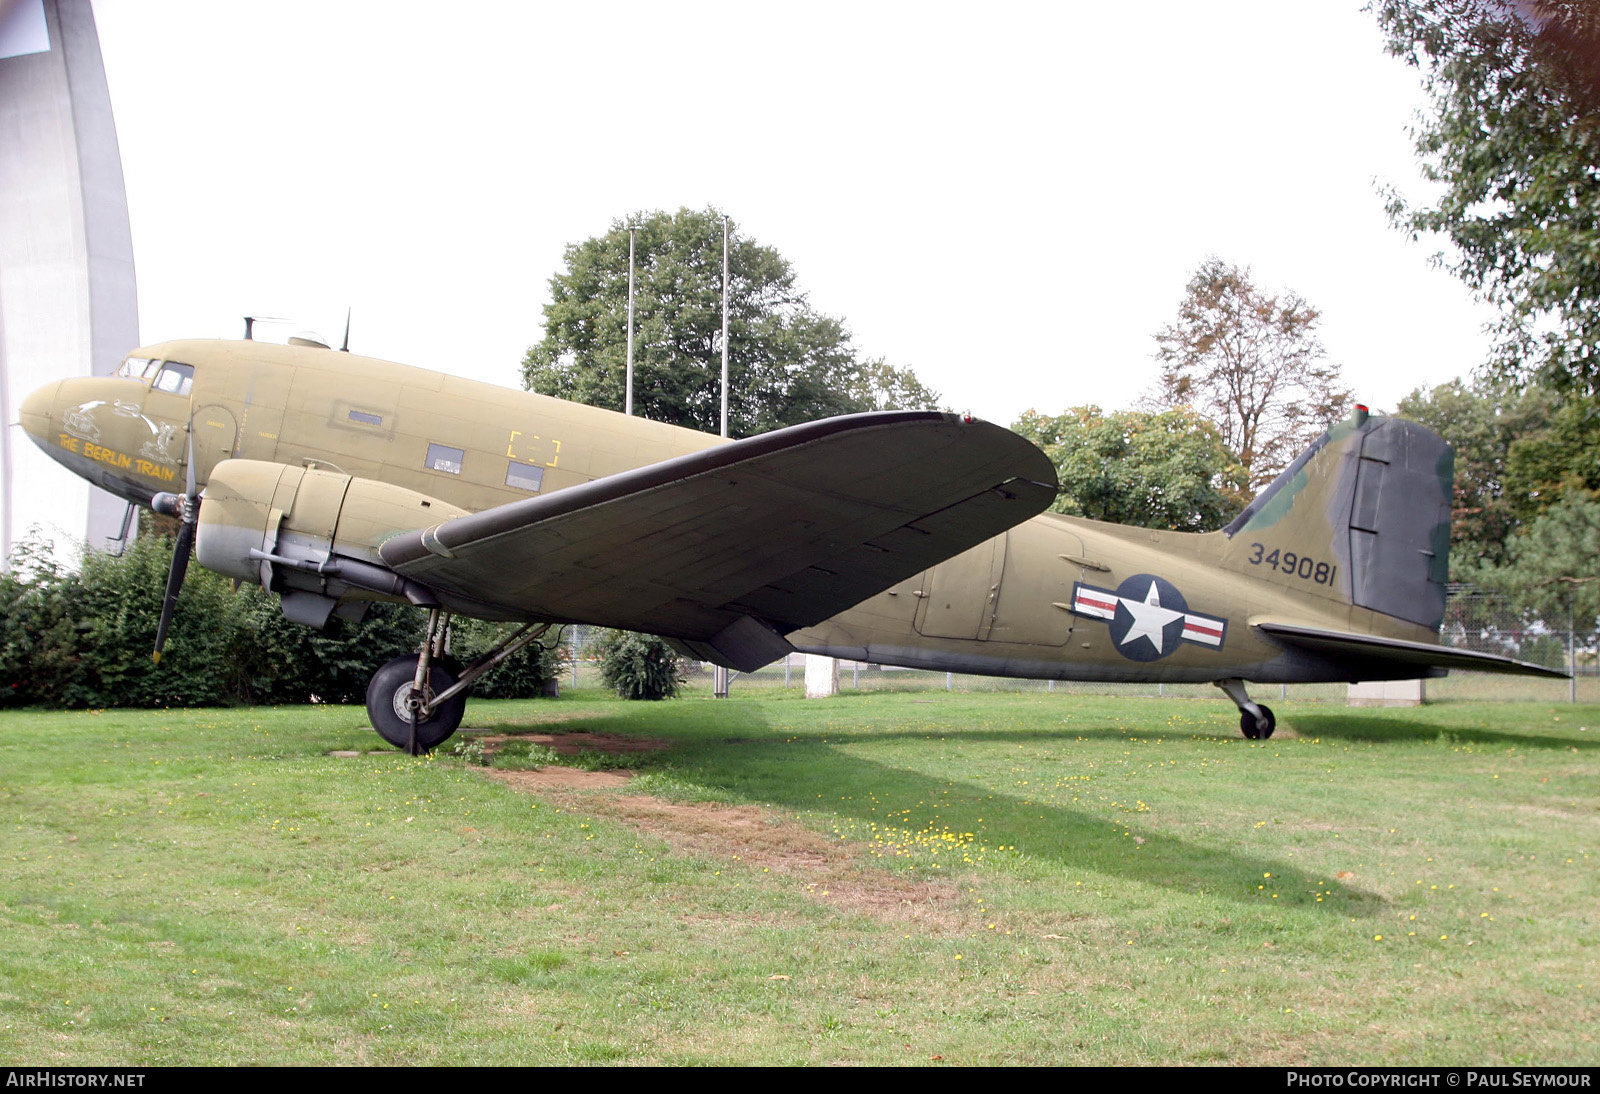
[239,596,423,704]
[449,618,564,699]
[1,532,418,707]
[594,629,684,700]
[0,534,259,708]
[1,530,564,708]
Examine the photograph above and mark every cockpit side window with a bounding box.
[153,362,194,396]
[116,356,156,379]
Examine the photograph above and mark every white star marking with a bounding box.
[1118,580,1184,654]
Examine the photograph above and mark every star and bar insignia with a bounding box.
[1068,574,1228,663]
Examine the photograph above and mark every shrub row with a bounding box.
[0,535,561,708]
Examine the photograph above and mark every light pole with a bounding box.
[625,225,636,417]
[714,215,732,698]
[720,214,730,440]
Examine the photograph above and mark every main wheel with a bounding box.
[366,654,467,754]
[1240,703,1276,740]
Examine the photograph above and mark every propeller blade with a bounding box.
[151,519,193,664]
[152,418,201,666]
[340,307,351,352]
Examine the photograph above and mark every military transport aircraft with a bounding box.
[18,337,1561,752]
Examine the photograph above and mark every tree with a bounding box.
[523,207,940,437]
[1012,406,1249,531]
[1504,395,1600,523]
[1472,490,1600,627]
[594,629,684,700]
[1396,376,1555,571]
[844,359,944,414]
[1375,1,1600,392]
[1147,258,1351,490]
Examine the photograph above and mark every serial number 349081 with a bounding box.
[1247,543,1338,586]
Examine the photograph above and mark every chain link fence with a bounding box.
[558,595,1599,704]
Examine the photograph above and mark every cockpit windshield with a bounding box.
[116,356,160,381]
[152,362,194,396]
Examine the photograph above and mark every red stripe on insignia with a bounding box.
[1076,594,1117,613]
[1184,621,1223,639]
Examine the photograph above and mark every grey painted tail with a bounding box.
[1218,409,1454,631]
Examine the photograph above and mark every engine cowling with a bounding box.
[195,459,468,627]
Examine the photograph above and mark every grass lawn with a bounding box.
[1,689,1595,1065]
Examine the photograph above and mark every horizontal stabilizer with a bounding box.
[1255,622,1569,679]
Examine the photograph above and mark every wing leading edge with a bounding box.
[379,411,1058,670]
[1255,622,1570,679]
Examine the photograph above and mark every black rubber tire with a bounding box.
[366,654,467,754]
[1240,704,1276,740]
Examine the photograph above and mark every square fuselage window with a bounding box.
[426,442,464,475]
[505,462,544,492]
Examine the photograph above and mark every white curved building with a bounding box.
[1,0,139,566]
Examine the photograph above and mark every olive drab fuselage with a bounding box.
[21,338,1456,689]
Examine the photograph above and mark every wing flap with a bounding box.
[1255,622,1570,679]
[380,412,1057,656]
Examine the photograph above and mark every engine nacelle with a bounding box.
[196,459,467,627]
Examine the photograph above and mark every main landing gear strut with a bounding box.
[1215,678,1276,740]
[364,610,553,755]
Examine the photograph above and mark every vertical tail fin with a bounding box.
[1217,408,1454,631]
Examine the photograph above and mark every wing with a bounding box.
[1255,622,1570,679]
[380,411,1057,670]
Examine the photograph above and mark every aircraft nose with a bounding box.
[19,380,59,448]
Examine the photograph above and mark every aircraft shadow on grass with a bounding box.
[1287,713,1600,751]
[491,710,1386,918]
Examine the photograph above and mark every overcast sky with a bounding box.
[90,0,1494,427]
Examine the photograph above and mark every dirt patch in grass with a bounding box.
[550,790,965,929]
[478,727,964,927]
[474,731,670,757]
[488,767,634,790]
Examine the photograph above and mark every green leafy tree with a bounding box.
[1471,490,1600,627]
[1504,395,1600,523]
[844,359,944,413]
[1147,258,1351,490]
[1012,406,1249,531]
[1375,1,1600,391]
[594,629,684,700]
[1397,376,1556,570]
[523,207,939,437]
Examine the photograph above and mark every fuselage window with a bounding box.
[426,443,464,475]
[153,362,194,396]
[348,409,383,426]
[505,462,544,493]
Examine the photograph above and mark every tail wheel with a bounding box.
[1240,704,1276,740]
[366,654,467,754]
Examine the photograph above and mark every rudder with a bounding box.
[1217,408,1453,631]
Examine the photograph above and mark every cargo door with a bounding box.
[913,536,1006,640]
[986,523,1086,647]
